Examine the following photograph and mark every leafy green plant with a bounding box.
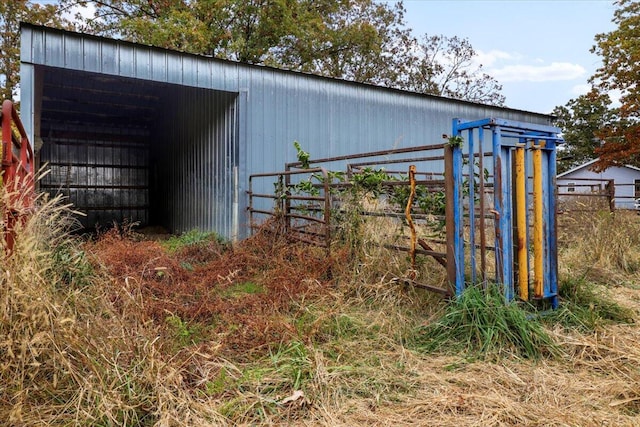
[294,140,310,169]
[52,240,94,288]
[448,135,464,148]
[409,285,559,359]
[292,179,320,196]
[351,167,390,197]
[165,314,205,348]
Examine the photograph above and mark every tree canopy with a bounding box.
[552,90,617,173]
[555,0,640,172]
[589,0,640,171]
[48,0,504,105]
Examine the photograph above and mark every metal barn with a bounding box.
[20,23,554,239]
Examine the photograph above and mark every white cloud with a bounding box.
[487,62,586,82]
[474,49,517,67]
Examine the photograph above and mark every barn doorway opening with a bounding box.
[35,66,238,235]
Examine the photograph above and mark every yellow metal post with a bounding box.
[533,142,544,298]
[515,146,528,300]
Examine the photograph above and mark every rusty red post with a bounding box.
[1,100,35,254]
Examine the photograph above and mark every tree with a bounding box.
[404,34,504,106]
[0,0,72,101]
[552,90,617,173]
[589,0,640,171]
[62,0,504,105]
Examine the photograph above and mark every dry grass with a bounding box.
[558,207,640,284]
[2,184,640,426]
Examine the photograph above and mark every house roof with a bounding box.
[558,159,640,178]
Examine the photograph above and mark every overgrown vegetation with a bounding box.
[3,176,640,425]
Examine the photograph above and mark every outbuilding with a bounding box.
[20,23,555,239]
[557,159,640,209]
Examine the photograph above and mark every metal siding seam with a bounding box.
[20,26,33,63]
[47,32,63,68]
[224,93,231,235]
[64,34,79,69]
[83,38,100,72]
[101,41,117,75]
[202,89,208,231]
[224,92,230,235]
[223,93,229,235]
[204,91,210,232]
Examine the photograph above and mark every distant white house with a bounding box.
[557,159,640,209]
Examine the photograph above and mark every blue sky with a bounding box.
[399,0,617,113]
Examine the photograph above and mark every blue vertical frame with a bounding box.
[451,119,465,296]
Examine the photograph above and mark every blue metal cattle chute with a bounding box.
[447,118,562,308]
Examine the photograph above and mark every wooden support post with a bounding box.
[607,179,615,212]
[444,145,456,295]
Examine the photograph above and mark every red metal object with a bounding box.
[1,99,35,253]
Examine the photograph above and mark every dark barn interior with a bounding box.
[36,66,237,233]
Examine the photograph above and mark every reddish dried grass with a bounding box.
[86,227,336,358]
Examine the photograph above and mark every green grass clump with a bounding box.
[545,277,634,331]
[222,282,264,300]
[408,285,558,359]
[163,229,226,252]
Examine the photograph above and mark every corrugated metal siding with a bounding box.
[21,24,555,238]
[153,87,238,235]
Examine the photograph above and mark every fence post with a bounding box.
[606,179,615,212]
[445,136,465,296]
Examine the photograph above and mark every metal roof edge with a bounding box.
[20,22,553,120]
[558,159,640,177]
[557,159,599,177]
